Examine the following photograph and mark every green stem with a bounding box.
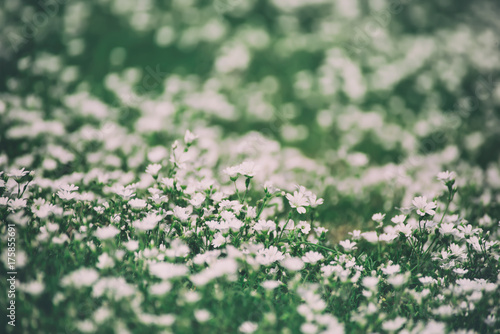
[298,242,338,254]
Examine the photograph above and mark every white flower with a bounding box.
[190,193,206,207]
[7,168,29,179]
[261,280,281,290]
[382,317,406,331]
[339,240,357,252]
[387,274,406,287]
[184,130,198,144]
[194,309,211,323]
[238,161,257,178]
[439,223,457,236]
[149,262,188,280]
[60,183,79,192]
[296,221,311,234]
[348,230,361,240]
[419,276,437,285]
[61,268,99,288]
[239,321,258,334]
[129,198,147,209]
[146,163,162,176]
[212,233,229,248]
[124,240,139,251]
[111,185,135,199]
[264,181,280,194]
[223,161,258,178]
[301,251,324,264]
[381,264,400,276]
[372,213,386,223]
[0,197,9,206]
[308,193,324,207]
[286,191,309,214]
[95,225,120,240]
[391,215,406,224]
[301,323,318,334]
[173,206,192,221]
[253,219,276,232]
[362,276,379,290]
[314,226,328,235]
[8,198,27,211]
[379,233,398,243]
[437,171,456,184]
[280,257,304,271]
[20,281,44,296]
[255,246,285,266]
[362,231,378,243]
[148,282,171,296]
[223,165,240,178]
[96,253,115,270]
[133,213,163,231]
[453,268,468,276]
[412,196,437,216]
[57,190,77,200]
[160,177,175,188]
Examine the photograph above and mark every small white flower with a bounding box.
[184,130,198,144]
[253,219,276,232]
[255,246,285,266]
[439,223,457,236]
[7,168,29,179]
[57,190,77,200]
[382,317,406,331]
[61,268,99,288]
[60,183,79,192]
[314,226,328,235]
[391,215,406,224]
[381,264,400,276]
[238,161,257,178]
[437,171,456,184]
[301,323,318,334]
[362,276,379,290]
[280,257,304,271]
[419,276,437,285]
[96,253,115,270]
[296,221,311,234]
[194,309,211,323]
[190,193,206,207]
[339,240,357,252]
[129,198,147,209]
[124,240,139,251]
[95,225,120,240]
[301,251,324,264]
[308,193,324,207]
[223,165,240,178]
[372,213,386,223]
[453,268,468,276]
[145,163,162,176]
[362,231,378,243]
[348,230,361,240]
[20,281,44,296]
[286,191,309,214]
[239,321,258,334]
[149,262,188,280]
[412,196,437,216]
[8,198,27,211]
[160,177,175,188]
[261,280,281,290]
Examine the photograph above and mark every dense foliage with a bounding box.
[1,0,499,333]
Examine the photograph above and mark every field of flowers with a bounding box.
[1,0,500,333]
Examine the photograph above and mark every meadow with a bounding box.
[0,0,499,333]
